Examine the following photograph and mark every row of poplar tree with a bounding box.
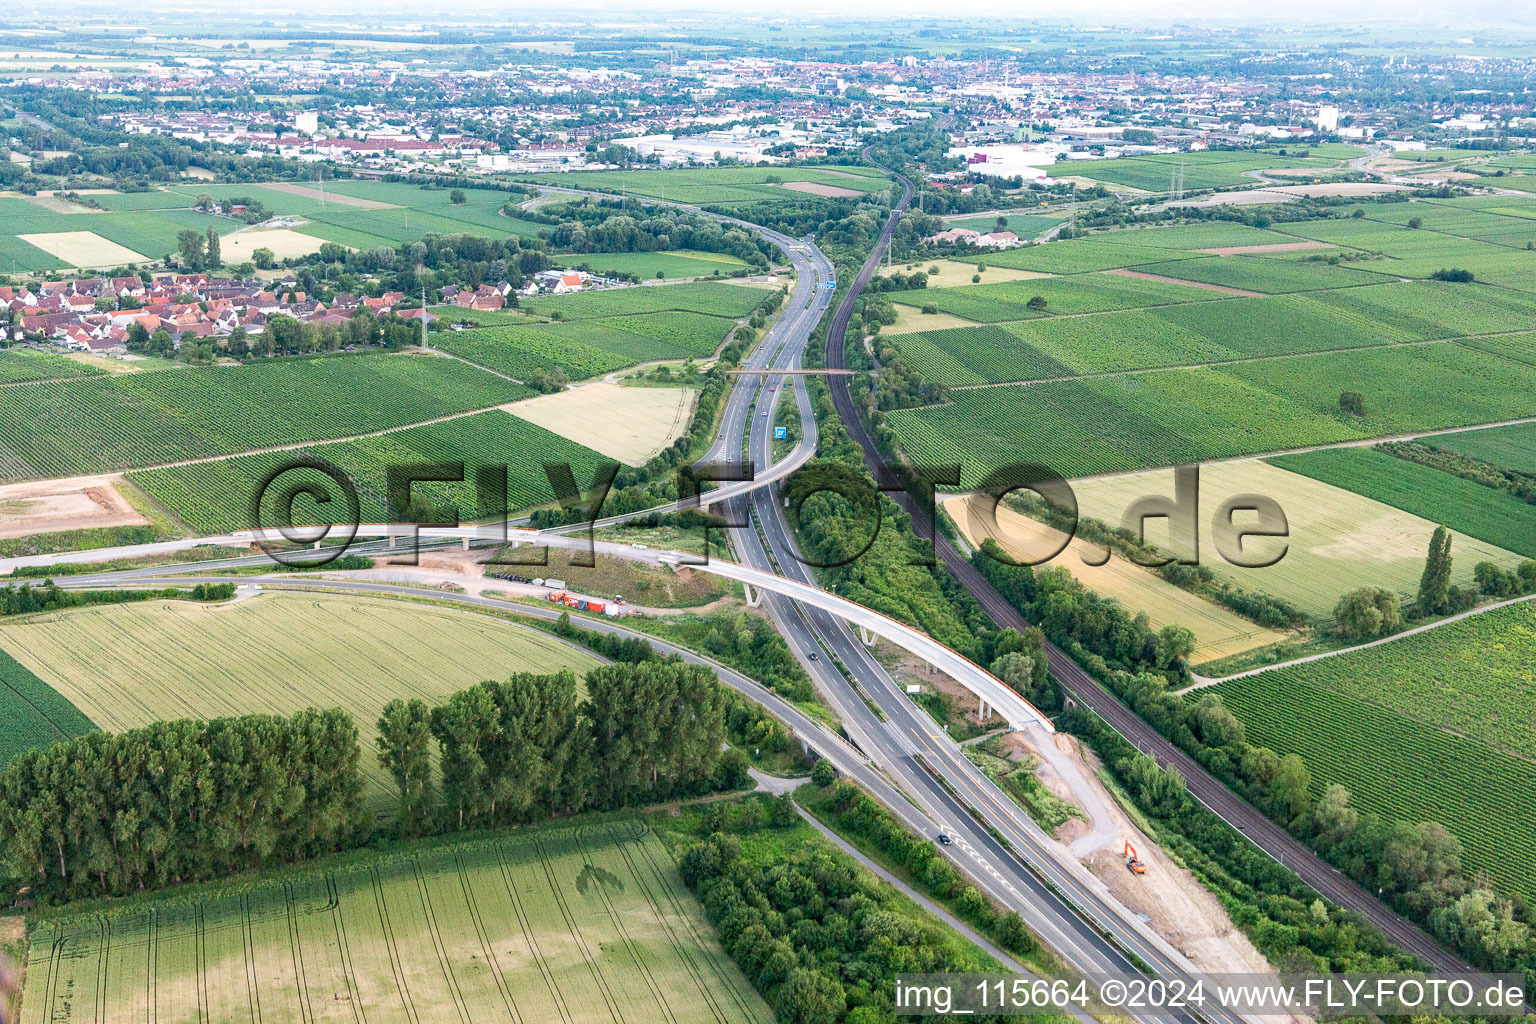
[0,709,363,902]
[376,661,743,835]
[0,660,740,905]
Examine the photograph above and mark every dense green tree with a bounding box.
[1417,526,1454,615]
[777,968,845,1024]
[175,228,205,270]
[0,708,363,901]
[811,758,836,787]
[1333,586,1402,637]
[376,699,435,835]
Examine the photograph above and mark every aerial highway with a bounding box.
[24,170,1462,1013]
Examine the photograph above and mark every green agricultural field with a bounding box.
[130,408,609,533]
[1234,600,1536,759]
[0,646,95,767]
[434,312,731,379]
[435,322,634,379]
[943,212,1064,237]
[887,369,1360,485]
[80,187,196,211]
[1212,667,1536,899]
[1130,255,1385,293]
[1269,447,1536,557]
[1218,341,1536,437]
[889,271,1220,322]
[431,304,532,326]
[1301,280,1536,339]
[886,338,1536,485]
[898,309,1231,386]
[890,324,1071,387]
[1090,222,1302,251]
[590,311,734,358]
[1428,421,1536,475]
[556,248,750,279]
[522,280,770,320]
[433,322,629,379]
[984,238,1206,274]
[0,353,530,483]
[519,164,890,206]
[1153,292,1417,355]
[1462,330,1536,368]
[0,593,600,809]
[21,821,772,1024]
[0,348,102,384]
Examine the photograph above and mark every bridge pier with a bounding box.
[462,537,471,551]
[858,625,876,646]
[743,583,762,608]
[978,698,988,722]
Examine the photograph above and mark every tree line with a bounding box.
[0,709,363,902]
[375,661,746,837]
[1,654,746,906]
[1,580,235,618]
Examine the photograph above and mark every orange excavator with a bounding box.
[1125,840,1147,875]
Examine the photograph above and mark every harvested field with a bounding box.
[16,230,147,268]
[886,259,1052,288]
[779,180,863,198]
[880,304,979,334]
[0,474,147,541]
[1104,267,1264,297]
[944,495,1285,662]
[506,380,698,465]
[1067,460,1526,617]
[21,193,101,214]
[22,822,773,1024]
[219,225,329,262]
[257,179,400,208]
[0,592,600,809]
[1195,241,1330,255]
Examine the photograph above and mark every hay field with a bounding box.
[506,380,698,464]
[944,495,1285,661]
[219,225,330,262]
[780,179,863,198]
[22,822,772,1024]
[17,231,147,267]
[887,260,1053,288]
[0,593,599,808]
[883,304,979,333]
[1067,460,1526,617]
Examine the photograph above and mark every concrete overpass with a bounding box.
[231,524,1055,733]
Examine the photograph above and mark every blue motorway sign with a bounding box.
[774,426,788,439]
